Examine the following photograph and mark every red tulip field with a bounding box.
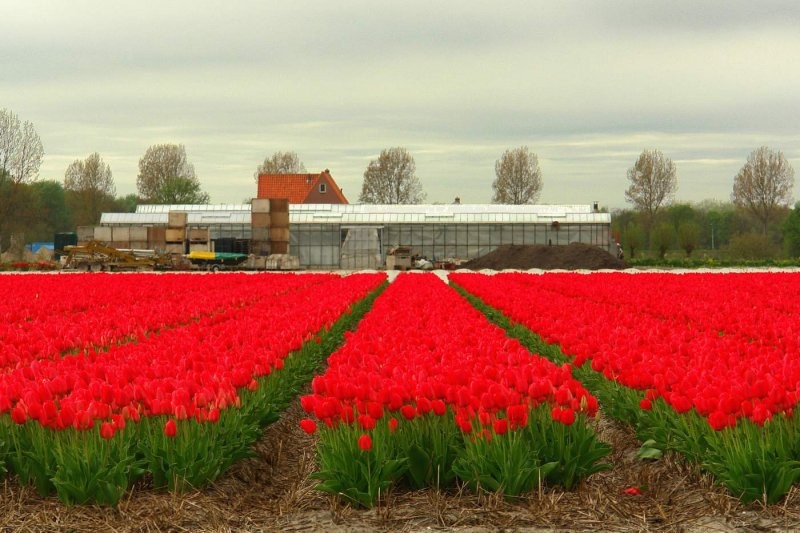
[0,272,386,504]
[451,271,800,504]
[3,269,800,529]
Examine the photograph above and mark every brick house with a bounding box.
[256,169,348,204]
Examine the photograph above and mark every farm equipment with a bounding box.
[62,241,174,271]
[185,250,248,271]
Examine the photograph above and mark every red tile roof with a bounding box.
[256,170,348,204]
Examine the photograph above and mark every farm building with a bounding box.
[99,203,612,269]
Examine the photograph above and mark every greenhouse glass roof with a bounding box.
[100,203,611,225]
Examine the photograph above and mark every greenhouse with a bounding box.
[100,203,612,269]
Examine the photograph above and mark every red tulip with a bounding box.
[299,418,317,434]
[99,421,115,440]
[11,405,26,425]
[357,433,372,452]
[358,414,376,430]
[400,405,416,421]
[164,419,177,437]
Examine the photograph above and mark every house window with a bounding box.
[319,183,327,193]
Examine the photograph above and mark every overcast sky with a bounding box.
[2,0,799,209]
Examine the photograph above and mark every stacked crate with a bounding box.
[129,226,148,250]
[269,198,290,255]
[188,228,210,252]
[76,226,95,245]
[165,211,187,254]
[148,227,167,252]
[111,226,130,249]
[251,198,271,256]
[93,226,112,244]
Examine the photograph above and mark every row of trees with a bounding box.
[613,199,800,261]
[620,146,795,259]
[1,107,216,249]
[624,146,795,237]
[254,146,542,205]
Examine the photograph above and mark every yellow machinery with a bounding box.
[62,241,174,271]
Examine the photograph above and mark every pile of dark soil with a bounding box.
[463,242,627,271]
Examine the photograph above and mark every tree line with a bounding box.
[618,147,796,260]
[1,106,797,258]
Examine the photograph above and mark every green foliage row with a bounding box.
[456,283,800,504]
[0,281,387,505]
[313,405,610,508]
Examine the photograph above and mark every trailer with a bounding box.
[185,251,248,271]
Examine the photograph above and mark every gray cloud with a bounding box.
[1,0,798,209]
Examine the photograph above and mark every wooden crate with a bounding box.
[269,198,289,213]
[168,211,188,228]
[251,198,270,213]
[112,226,130,242]
[251,227,270,241]
[148,226,165,240]
[129,226,148,241]
[93,226,112,242]
[270,227,290,242]
[165,243,185,254]
[77,226,94,242]
[270,241,289,254]
[270,212,289,227]
[251,212,270,227]
[188,228,209,243]
[165,228,185,243]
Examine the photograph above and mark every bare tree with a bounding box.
[64,152,116,226]
[254,151,306,181]
[625,149,677,233]
[137,144,209,204]
[359,147,425,204]
[732,146,794,235]
[491,146,543,204]
[0,108,44,184]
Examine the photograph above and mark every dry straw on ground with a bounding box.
[3,402,800,532]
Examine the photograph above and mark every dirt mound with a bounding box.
[463,242,627,271]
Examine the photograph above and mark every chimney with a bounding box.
[454,197,461,204]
